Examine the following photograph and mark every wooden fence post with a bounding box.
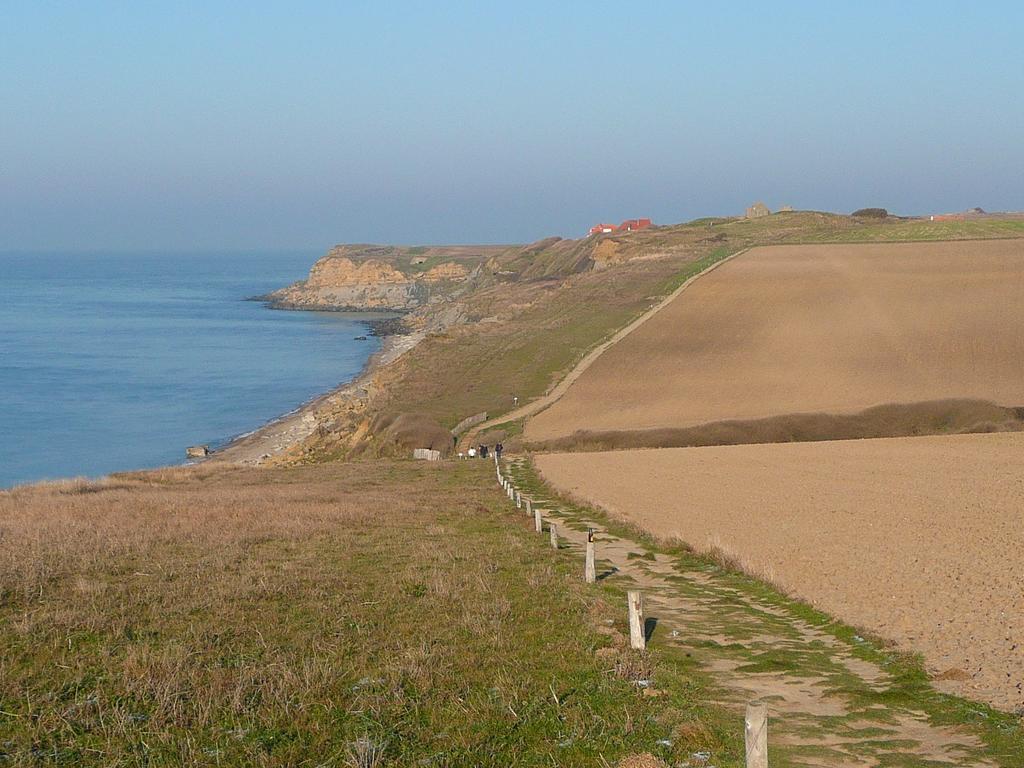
[585,528,597,584]
[525,498,533,517]
[627,591,645,650]
[515,490,522,509]
[745,701,768,768]
[534,506,543,533]
[549,523,558,549]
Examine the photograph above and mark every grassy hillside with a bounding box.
[0,462,738,766]
[317,243,509,274]
[304,212,1024,460]
[8,211,1024,765]
[374,253,710,429]
[315,213,1024,285]
[751,211,1024,243]
[302,238,602,283]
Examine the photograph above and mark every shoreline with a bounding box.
[207,327,423,466]
[2,314,420,490]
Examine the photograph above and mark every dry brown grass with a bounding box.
[1,464,348,604]
[0,460,734,765]
[364,411,454,456]
[616,753,669,768]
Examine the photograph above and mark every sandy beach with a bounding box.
[210,329,424,466]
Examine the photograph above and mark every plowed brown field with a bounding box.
[535,434,1024,712]
[525,240,1024,442]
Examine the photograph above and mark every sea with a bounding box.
[0,251,383,489]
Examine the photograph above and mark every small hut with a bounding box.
[745,201,771,219]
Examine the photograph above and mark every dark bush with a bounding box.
[851,207,888,218]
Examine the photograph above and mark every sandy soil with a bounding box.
[535,433,1024,713]
[525,240,1024,442]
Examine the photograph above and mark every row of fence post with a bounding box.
[495,458,769,767]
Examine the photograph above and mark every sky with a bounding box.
[2,1,1022,251]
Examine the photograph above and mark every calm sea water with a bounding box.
[0,251,382,488]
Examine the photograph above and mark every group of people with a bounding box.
[461,442,503,460]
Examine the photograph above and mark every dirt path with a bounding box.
[457,248,749,452]
[499,456,1005,767]
[535,434,1024,713]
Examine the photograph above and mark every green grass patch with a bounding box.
[0,461,745,766]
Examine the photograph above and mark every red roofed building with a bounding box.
[619,218,652,232]
[588,223,619,236]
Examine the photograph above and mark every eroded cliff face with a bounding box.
[261,235,628,313]
[263,247,476,312]
[421,262,470,281]
[305,257,408,288]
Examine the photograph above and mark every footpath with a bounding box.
[497,455,1009,767]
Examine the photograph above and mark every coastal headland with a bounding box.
[222,210,1024,468]
[8,209,1024,765]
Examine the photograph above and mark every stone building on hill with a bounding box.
[745,201,770,219]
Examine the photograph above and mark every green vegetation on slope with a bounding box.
[314,211,1024,460]
[352,210,1024,450]
[686,210,1024,245]
[323,248,717,457]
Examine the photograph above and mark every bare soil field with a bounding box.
[535,432,1024,712]
[525,240,1024,443]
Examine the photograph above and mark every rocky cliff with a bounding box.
[261,244,492,312]
[261,234,631,314]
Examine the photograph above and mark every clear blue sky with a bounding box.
[2,1,1022,251]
